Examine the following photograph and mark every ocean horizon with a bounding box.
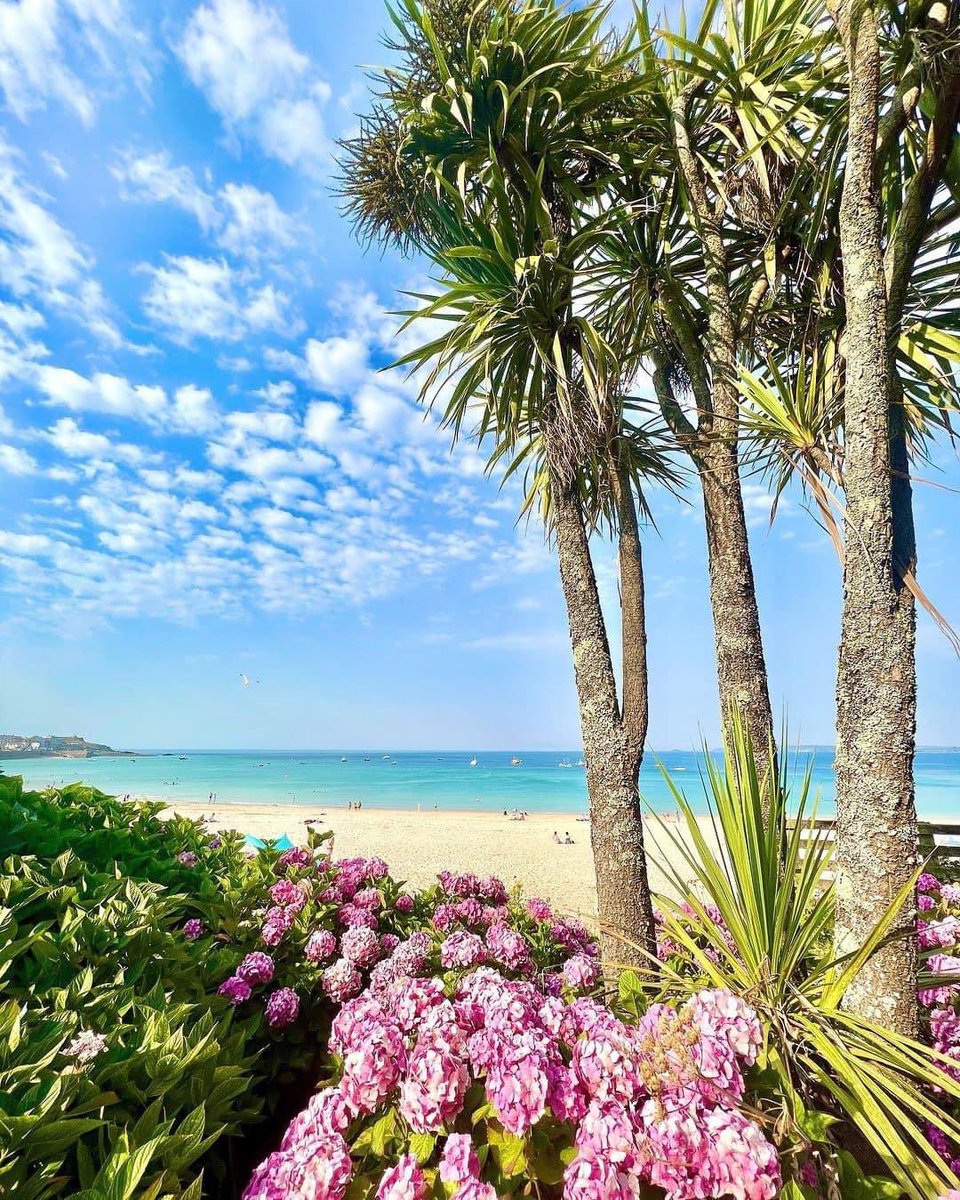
[6,746,960,818]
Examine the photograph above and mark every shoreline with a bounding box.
[164,800,710,916]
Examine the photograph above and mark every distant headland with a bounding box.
[0,734,138,759]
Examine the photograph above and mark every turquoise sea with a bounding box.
[5,747,960,818]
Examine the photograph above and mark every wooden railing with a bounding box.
[793,819,960,877]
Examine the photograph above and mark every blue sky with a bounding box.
[0,0,957,752]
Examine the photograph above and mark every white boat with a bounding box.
[558,759,573,768]
[470,756,478,767]
[341,756,348,763]
[511,756,522,766]
[382,755,391,760]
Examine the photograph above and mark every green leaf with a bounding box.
[486,1126,528,1177]
[408,1132,436,1164]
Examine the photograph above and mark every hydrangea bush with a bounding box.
[242,870,781,1200]
[919,872,960,1175]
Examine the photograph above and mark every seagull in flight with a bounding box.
[240,673,251,687]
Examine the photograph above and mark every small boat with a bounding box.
[558,759,573,769]
[511,756,523,766]
[382,755,391,760]
[575,759,585,767]
[341,756,348,763]
[470,756,478,767]
[363,756,371,762]
[179,755,188,761]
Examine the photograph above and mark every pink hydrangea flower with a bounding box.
[323,958,363,1002]
[921,955,960,1007]
[394,894,414,913]
[441,932,487,969]
[376,1155,427,1200]
[478,876,509,904]
[238,952,276,985]
[270,879,308,909]
[920,873,942,894]
[261,905,295,947]
[687,990,763,1066]
[354,886,383,910]
[439,1133,480,1184]
[276,846,312,874]
[399,1030,470,1131]
[265,987,300,1029]
[432,903,458,932]
[339,903,378,930]
[341,926,382,968]
[219,975,252,1005]
[525,897,553,921]
[177,850,198,867]
[305,928,338,964]
[183,918,204,940]
[280,1088,354,1149]
[340,1017,405,1114]
[243,1132,353,1200]
[486,924,533,973]
[562,954,601,991]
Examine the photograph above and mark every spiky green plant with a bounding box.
[639,721,960,1198]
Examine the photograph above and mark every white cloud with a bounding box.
[36,365,167,420]
[0,0,149,126]
[172,385,218,434]
[112,149,218,231]
[0,299,44,336]
[34,366,221,435]
[177,0,332,172]
[46,417,144,464]
[113,150,299,260]
[303,335,369,395]
[0,135,126,345]
[219,181,298,257]
[141,254,301,344]
[0,442,38,475]
[0,529,53,554]
[41,151,67,179]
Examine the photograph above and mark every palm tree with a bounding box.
[339,0,682,962]
[585,0,833,771]
[738,0,960,1035]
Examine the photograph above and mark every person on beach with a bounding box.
[552,831,561,844]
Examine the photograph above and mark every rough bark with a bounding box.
[830,0,918,1036]
[650,353,776,772]
[549,469,656,966]
[661,96,777,773]
[611,453,649,764]
[695,441,776,763]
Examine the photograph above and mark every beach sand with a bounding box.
[166,802,718,920]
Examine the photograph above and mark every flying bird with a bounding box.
[240,673,251,687]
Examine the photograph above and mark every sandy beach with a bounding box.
[166,801,718,919]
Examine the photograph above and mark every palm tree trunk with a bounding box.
[696,440,776,764]
[650,352,775,784]
[611,454,649,762]
[830,0,918,1037]
[549,470,656,966]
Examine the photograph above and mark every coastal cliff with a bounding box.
[0,734,137,758]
